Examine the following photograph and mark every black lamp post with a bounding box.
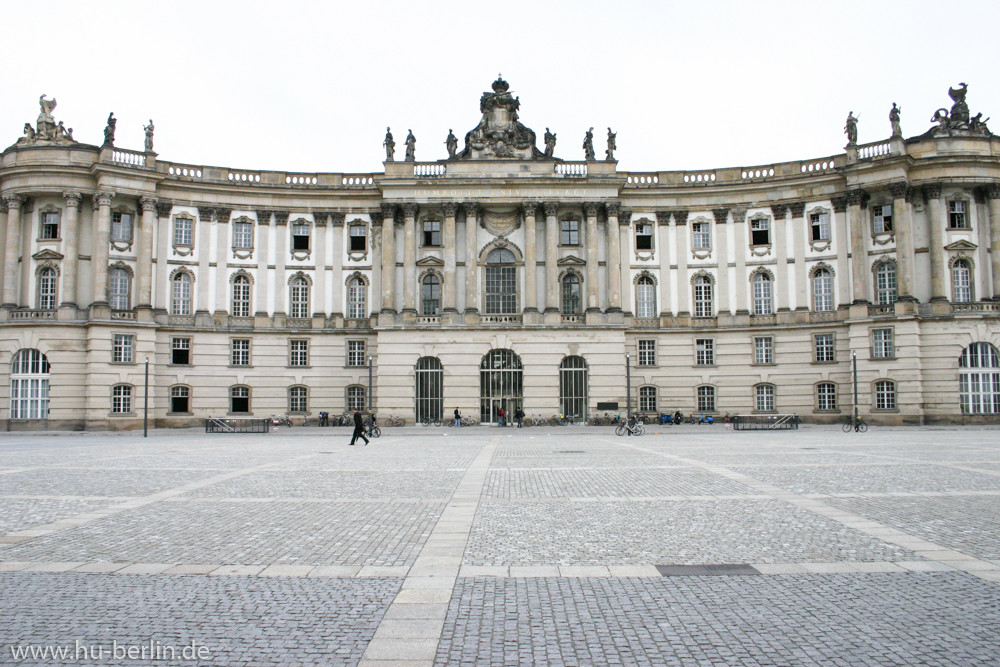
[143,356,149,438]
[626,352,632,419]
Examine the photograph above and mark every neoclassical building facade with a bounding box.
[2,79,999,429]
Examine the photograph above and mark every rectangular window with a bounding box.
[289,339,309,367]
[750,218,770,245]
[173,218,193,247]
[755,384,775,412]
[697,385,716,412]
[638,339,656,366]
[349,225,367,252]
[948,200,968,229]
[233,221,253,249]
[112,385,132,414]
[810,211,830,242]
[347,340,366,367]
[872,328,894,359]
[814,333,835,363]
[560,220,580,246]
[41,212,60,240]
[291,222,310,251]
[112,334,135,364]
[754,337,774,365]
[231,338,250,366]
[873,204,893,234]
[635,223,653,251]
[170,386,190,413]
[111,212,133,243]
[695,338,714,366]
[423,220,441,246]
[875,380,896,410]
[171,337,191,365]
[289,386,308,413]
[692,221,710,250]
[817,383,838,411]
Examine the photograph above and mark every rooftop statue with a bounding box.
[383,127,395,162]
[583,127,595,161]
[457,75,545,160]
[405,129,416,162]
[844,112,858,146]
[14,95,77,147]
[103,112,117,147]
[890,103,902,138]
[605,127,617,161]
[144,119,155,153]
[925,83,992,138]
[543,127,556,158]
[445,129,458,158]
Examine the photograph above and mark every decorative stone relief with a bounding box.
[482,209,520,237]
[457,75,544,160]
[16,95,77,146]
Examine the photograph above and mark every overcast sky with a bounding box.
[3,0,999,175]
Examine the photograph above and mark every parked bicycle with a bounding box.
[269,414,292,427]
[365,414,381,438]
[421,415,442,427]
[615,415,645,436]
[383,414,405,427]
[843,416,868,432]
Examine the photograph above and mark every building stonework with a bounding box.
[2,78,999,429]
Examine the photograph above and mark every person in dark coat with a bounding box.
[349,408,369,446]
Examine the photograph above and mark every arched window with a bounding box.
[289,276,310,318]
[959,343,1000,414]
[816,382,837,411]
[109,267,131,311]
[561,273,581,314]
[346,385,366,411]
[638,385,657,413]
[952,259,973,303]
[348,276,367,319]
[560,356,588,420]
[874,379,896,410]
[697,385,716,412]
[754,383,775,412]
[37,268,57,310]
[170,385,190,414]
[10,349,50,420]
[752,272,773,315]
[875,262,897,306]
[635,275,656,318]
[812,268,833,312]
[693,275,714,317]
[230,385,250,414]
[171,272,192,315]
[421,274,441,316]
[289,385,308,413]
[415,357,444,422]
[111,384,133,414]
[480,349,523,423]
[484,248,517,315]
[231,274,252,317]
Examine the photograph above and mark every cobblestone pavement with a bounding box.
[0,425,998,666]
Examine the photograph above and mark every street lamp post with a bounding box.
[143,357,149,438]
[852,351,859,427]
[626,352,632,420]
[368,354,374,415]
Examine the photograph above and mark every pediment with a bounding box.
[415,256,445,267]
[557,255,586,266]
[944,239,978,251]
[32,249,64,261]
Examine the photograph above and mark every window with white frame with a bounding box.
[752,273,773,315]
[872,328,894,359]
[233,220,253,250]
[638,339,656,366]
[695,338,714,365]
[289,276,310,318]
[173,217,193,247]
[170,385,190,413]
[561,274,581,314]
[347,340,366,367]
[952,259,972,303]
[10,349,50,420]
[754,336,774,364]
[112,334,135,364]
[485,248,518,314]
[111,211,133,243]
[231,339,250,366]
[754,384,775,412]
[948,200,968,229]
[231,274,252,317]
[635,275,656,318]
[875,262,897,305]
[289,385,308,413]
[692,221,710,250]
[812,268,833,312]
[289,339,309,367]
[750,217,770,245]
[230,385,250,413]
[349,224,367,252]
[37,268,57,310]
[693,275,714,317]
[873,204,893,234]
[874,379,896,410]
[171,273,192,315]
[40,211,60,240]
[291,221,310,251]
[959,343,1000,414]
[111,384,133,414]
[814,333,835,363]
[810,211,830,242]
[697,385,716,412]
[639,386,657,413]
[816,382,837,411]
[348,276,367,319]
[109,268,131,311]
[171,337,191,365]
[635,222,653,251]
[347,385,366,411]
[422,274,441,315]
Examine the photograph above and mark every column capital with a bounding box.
[732,207,747,223]
[655,210,671,225]
[442,202,458,217]
[770,203,787,219]
[923,183,943,200]
[197,206,215,221]
[312,211,328,227]
[712,208,729,225]
[986,183,1000,200]
[619,209,632,226]
[584,202,601,218]
[787,201,806,218]
[520,202,537,218]
[604,202,620,218]
[463,201,479,219]
[330,212,345,227]
[673,210,689,226]
[92,190,115,209]
[543,201,559,218]
[831,196,848,213]
[380,203,397,220]
[888,181,909,200]
[274,210,289,226]
[402,203,419,218]
[216,208,232,224]
[845,189,867,207]
[155,201,172,218]
[369,211,383,227]
[254,209,272,224]
[62,191,83,209]
[2,194,24,211]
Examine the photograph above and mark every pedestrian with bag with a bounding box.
[515,406,524,428]
[349,408,369,446]
[498,407,506,427]
[454,407,461,427]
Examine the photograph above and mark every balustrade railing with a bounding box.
[857,141,894,160]
[555,163,587,177]
[110,310,136,321]
[413,164,446,177]
[868,304,894,317]
[953,301,1000,313]
[481,314,522,324]
[112,149,146,167]
[8,309,55,320]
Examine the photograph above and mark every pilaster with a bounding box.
[380,203,396,313]
[987,185,1000,299]
[605,202,621,312]
[91,191,114,308]
[402,203,418,313]
[543,201,559,313]
[463,202,479,314]
[846,189,869,304]
[521,202,538,313]
[1,194,23,307]
[443,202,458,312]
[584,202,600,312]
[924,183,947,301]
[60,192,82,308]
[889,182,916,301]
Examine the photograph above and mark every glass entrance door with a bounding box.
[480,349,523,424]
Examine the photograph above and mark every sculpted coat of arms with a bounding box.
[457,75,545,160]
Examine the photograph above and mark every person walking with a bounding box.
[498,407,506,427]
[515,406,524,428]
[349,408,369,446]
[454,407,461,427]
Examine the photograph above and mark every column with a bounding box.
[136,197,155,309]
[61,192,82,307]
[712,209,729,315]
[732,208,747,314]
[196,207,214,314]
[655,211,671,316]
[924,183,947,301]
[313,212,328,316]
[987,185,1000,299]
[254,209,271,315]
[380,204,396,312]
[273,211,289,313]
[213,208,231,314]
[155,202,173,312]
[772,204,789,311]
[832,196,851,307]
[443,203,458,312]
[402,203,417,313]
[464,202,479,313]
[330,213,345,316]
[584,202,600,311]
[91,191,114,306]
[605,203,621,311]
[2,194,23,307]
[788,202,807,311]
[846,189,868,303]
[619,209,632,313]
[675,211,690,316]
[889,182,915,301]
[521,203,538,312]
[543,202,559,312]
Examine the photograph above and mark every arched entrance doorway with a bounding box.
[415,357,444,422]
[480,349,522,424]
[559,356,588,420]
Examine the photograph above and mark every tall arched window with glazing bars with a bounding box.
[415,357,444,422]
[959,342,1000,414]
[559,356,588,421]
[484,248,517,314]
[10,349,50,420]
[635,275,656,318]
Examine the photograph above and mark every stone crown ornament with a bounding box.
[456,75,547,161]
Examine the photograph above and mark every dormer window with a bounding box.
[810,211,830,242]
[948,200,969,229]
[873,204,893,234]
[349,224,367,252]
[635,222,653,250]
[750,217,770,246]
[291,221,310,251]
[40,211,60,240]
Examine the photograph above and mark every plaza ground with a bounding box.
[1,424,999,666]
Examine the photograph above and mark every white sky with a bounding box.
[3,0,999,175]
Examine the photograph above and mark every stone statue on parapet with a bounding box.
[103,112,117,147]
[445,129,458,158]
[456,75,545,160]
[924,83,993,138]
[543,127,556,158]
[605,127,617,161]
[144,119,155,153]
[14,95,77,147]
[405,129,416,162]
[383,127,395,162]
[583,127,595,160]
[890,103,902,138]
[844,112,858,145]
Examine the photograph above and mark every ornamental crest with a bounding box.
[15,95,77,147]
[482,209,519,237]
[458,75,545,160]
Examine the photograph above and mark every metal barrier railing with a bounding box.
[732,414,800,431]
[205,417,269,433]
